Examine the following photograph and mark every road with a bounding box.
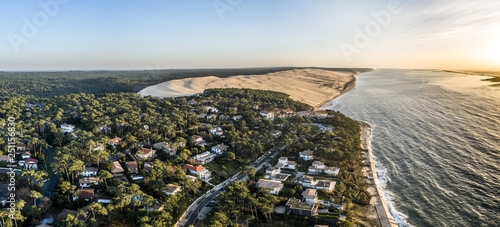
[176,148,280,227]
[42,147,59,198]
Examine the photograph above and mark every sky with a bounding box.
[1,0,500,71]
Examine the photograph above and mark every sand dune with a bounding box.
[138,69,356,109]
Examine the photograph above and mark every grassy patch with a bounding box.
[205,160,241,179]
[317,190,331,201]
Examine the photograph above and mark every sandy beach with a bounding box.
[359,122,399,227]
[138,68,356,109]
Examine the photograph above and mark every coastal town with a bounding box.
[0,88,388,227]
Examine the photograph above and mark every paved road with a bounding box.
[177,148,280,227]
[42,147,59,198]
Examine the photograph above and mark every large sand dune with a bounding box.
[138,69,356,109]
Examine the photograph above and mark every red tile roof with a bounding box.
[25,158,38,164]
[76,188,95,199]
[183,164,206,172]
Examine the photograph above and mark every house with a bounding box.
[20,152,31,159]
[79,177,99,188]
[183,164,211,180]
[308,161,326,174]
[256,179,284,195]
[205,106,219,113]
[145,200,164,212]
[16,144,26,151]
[143,162,154,172]
[111,161,125,177]
[110,137,123,146]
[302,189,318,204]
[270,173,291,182]
[299,150,314,160]
[97,125,111,133]
[54,209,90,224]
[0,155,13,163]
[186,175,198,182]
[153,142,178,156]
[25,158,38,170]
[324,166,340,175]
[276,157,296,170]
[211,144,229,155]
[192,135,207,146]
[125,161,138,174]
[299,175,336,192]
[265,166,281,178]
[270,130,282,137]
[188,99,197,105]
[73,188,95,201]
[259,111,274,120]
[330,196,345,210]
[282,109,294,114]
[232,115,243,121]
[137,148,156,159]
[163,184,182,196]
[285,198,318,217]
[193,151,216,164]
[61,123,75,133]
[81,167,98,177]
[92,143,105,151]
[209,127,224,136]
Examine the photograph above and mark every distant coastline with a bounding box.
[442,70,500,86]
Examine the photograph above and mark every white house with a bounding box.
[265,166,281,178]
[81,167,98,177]
[308,161,326,174]
[137,148,156,159]
[232,115,243,121]
[193,151,216,164]
[25,158,38,170]
[163,184,182,196]
[61,124,75,133]
[205,106,219,113]
[184,164,211,180]
[259,111,274,120]
[302,189,318,204]
[276,157,297,170]
[209,127,224,136]
[211,144,229,155]
[299,175,336,192]
[21,152,31,159]
[256,179,283,195]
[324,167,340,175]
[79,177,99,188]
[299,150,314,160]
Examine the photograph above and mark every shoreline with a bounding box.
[359,121,399,227]
[313,75,357,110]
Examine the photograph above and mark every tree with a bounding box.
[85,202,108,219]
[22,170,48,188]
[62,214,85,227]
[224,151,236,161]
[29,190,43,206]
[59,181,77,203]
[97,170,113,188]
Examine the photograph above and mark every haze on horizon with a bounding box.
[1,0,500,71]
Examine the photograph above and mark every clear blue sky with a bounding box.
[1,0,500,71]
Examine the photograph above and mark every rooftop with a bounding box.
[184,164,206,172]
[300,149,314,156]
[257,179,282,189]
[286,198,317,211]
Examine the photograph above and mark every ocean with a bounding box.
[321,69,500,227]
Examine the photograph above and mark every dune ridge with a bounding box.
[138,68,356,109]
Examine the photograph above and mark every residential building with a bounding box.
[299,175,336,192]
[110,137,123,146]
[186,175,198,182]
[256,179,284,195]
[144,200,164,212]
[73,188,95,201]
[324,166,340,175]
[81,167,98,177]
[183,164,211,180]
[61,123,75,133]
[299,150,314,160]
[209,127,224,136]
[20,152,31,159]
[25,158,38,170]
[265,166,281,177]
[211,144,229,155]
[153,142,178,156]
[137,148,156,159]
[125,161,138,174]
[232,115,243,121]
[192,135,207,146]
[79,177,99,188]
[269,173,291,182]
[259,111,274,120]
[205,106,219,113]
[302,189,318,204]
[276,157,296,169]
[330,196,345,210]
[270,130,282,137]
[285,198,319,217]
[143,162,154,172]
[16,144,26,151]
[111,161,125,177]
[193,151,216,164]
[308,161,326,174]
[0,155,12,163]
[163,184,182,196]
